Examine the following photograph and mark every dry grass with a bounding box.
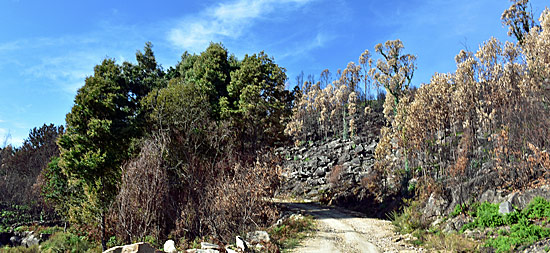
[421,232,481,252]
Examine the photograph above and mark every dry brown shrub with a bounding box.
[173,152,281,243]
[113,135,169,243]
[328,165,343,187]
[361,171,386,201]
[379,8,550,198]
[449,129,472,177]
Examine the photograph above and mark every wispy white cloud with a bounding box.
[23,51,102,94]
[0,40,22,53]
[168,0,315,52]
[0,22,157,148]
[0,24,150,96]
[278,32,334,60]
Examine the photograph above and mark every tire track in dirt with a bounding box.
[283,202,423,253]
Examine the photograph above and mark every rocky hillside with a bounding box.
[275,133,384,210]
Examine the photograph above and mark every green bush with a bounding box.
[0,203,33,231]
[522,196,550,219]
[461,202,505,231]
[106,235,123,249]
[1,245,40,253]
[390,199,423,234]
[40,232,100,253]
[459,198,550,252]
[450,203,465,217]
[486,219,550,252]
[474,202,505,228]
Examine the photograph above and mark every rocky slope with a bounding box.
[276,134,378,203]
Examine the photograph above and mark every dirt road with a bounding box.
[283,202,422,253]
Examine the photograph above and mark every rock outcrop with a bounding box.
[276,135,378,202]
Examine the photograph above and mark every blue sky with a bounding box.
[0,0,547,146]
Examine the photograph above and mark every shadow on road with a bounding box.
[275,201,377,222]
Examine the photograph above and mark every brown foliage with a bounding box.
[0,124,63,216]
[173,153,281,243]
[286,54,384,143]
[109,129,281,245]
[113,135,169,243]
[374,7,550,199]
[328,165,343,187]
[502,0,537,44]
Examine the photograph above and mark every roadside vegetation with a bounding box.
[269,215,315,252]
[1,0,550,251]
[392,197,550,252]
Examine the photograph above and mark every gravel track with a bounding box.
[283,202,423,253]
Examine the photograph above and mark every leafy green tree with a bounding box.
[144,78,218,162]
[187,43,231,118]
[58,58,140,250]
[176,52,198,78]
[226,51,293,149]
[123,42,167,97]
[122,42,167,134]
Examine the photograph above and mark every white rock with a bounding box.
[235,236,248,251]
[499,201,514,214]
[255,244,265,251]
[290,213,304,221]
[104,242,156,253]
[21,234,40,247]
[246,230,270,244]
[225,246,238,253]
[200,242,219,250]
[164,239,177,253]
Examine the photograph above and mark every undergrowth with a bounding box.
[269,214,315,252]
[0,203,33,233]
[462,197,550,252]
[391,197,550,252]
[390,199,480,251]
[40,231,101,253]
[1,231,101,253]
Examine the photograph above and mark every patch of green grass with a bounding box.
[421,232,480,251]
[269,215,315,252]
[461,202,506,230]
[1,245,40,253]
[523,196,550,219]
[460,197,550,252]
[40,231,101,253]
[486,218,550,252]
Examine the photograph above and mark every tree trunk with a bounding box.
[101,212,107,251]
